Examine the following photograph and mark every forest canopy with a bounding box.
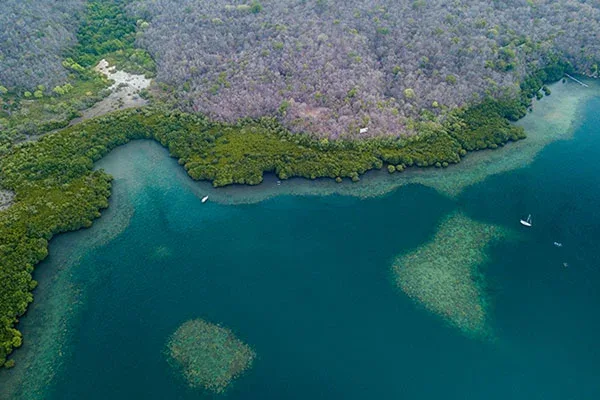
[2,0,599,139]
[0,0,85,90]
[128,0,600,138]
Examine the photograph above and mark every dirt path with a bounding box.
[5,61,154,211]
[71,59,152,124]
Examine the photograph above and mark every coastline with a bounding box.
[0,77,598,398]
[0,158,139,399]
[174,79,598,204]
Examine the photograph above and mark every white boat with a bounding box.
[201,195,209,203]
[520,214,532,227]
[554,242,563,247]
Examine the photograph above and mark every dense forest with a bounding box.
[0,0,85,90]
[129,0,600,138]
[2,0,598,139]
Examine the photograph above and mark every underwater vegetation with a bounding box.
[166,319,256,393]
[392,213,507,338]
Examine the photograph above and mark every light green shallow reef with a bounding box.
[166,319,256,393]
[393,213,509,338]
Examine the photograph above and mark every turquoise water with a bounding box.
[1,83,600,398]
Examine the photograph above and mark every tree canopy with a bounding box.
[128,0,599,138]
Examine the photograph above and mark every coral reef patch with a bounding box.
[166,319,255,393]
[393,213,507,338]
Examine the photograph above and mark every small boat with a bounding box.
[201,195,209,203]
[563,262,569,268]
[553,242,563,247]
[520,214,532,227]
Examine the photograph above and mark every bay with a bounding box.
[1,81,599,399]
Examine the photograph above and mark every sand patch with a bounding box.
[73,59,152,122]
[151,245,172,259]
[0,189,15,211]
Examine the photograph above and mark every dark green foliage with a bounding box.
[448,100,526,151]
[494,46,517,72]
[69,0,155,75]
[71,1,136,67]
[250,1,263,14]
[542,86,551,96]
[106,49,156,77]
[519,58,572,101]
[0,171,112,368]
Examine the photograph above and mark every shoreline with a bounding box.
[163,78,597,204]
[0,165,138,399]
[0,77,597,398]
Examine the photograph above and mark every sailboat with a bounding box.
[201,195,209,203]
[520,214,532,227]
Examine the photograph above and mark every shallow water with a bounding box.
[1,80,599,399]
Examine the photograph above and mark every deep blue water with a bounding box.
[4,97,600,399]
